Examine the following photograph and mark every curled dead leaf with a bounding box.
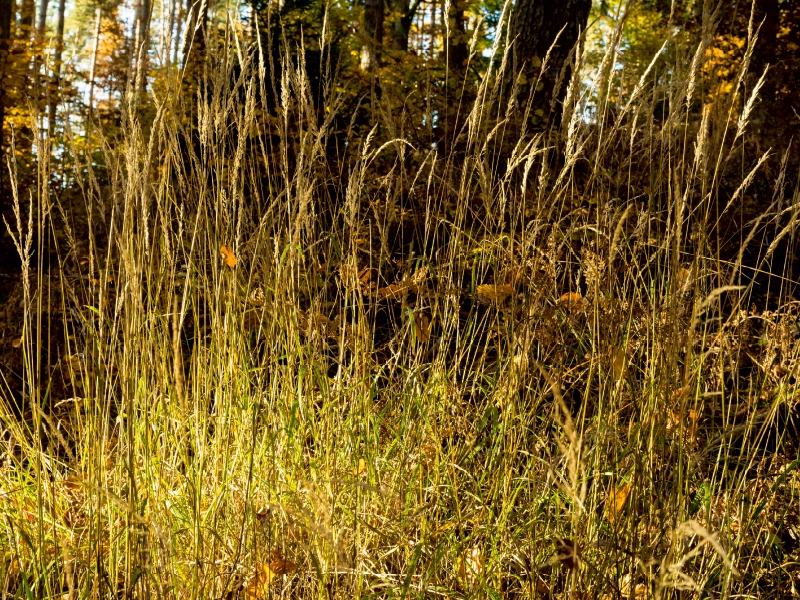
[358,266,374,286]
[255,506,271,526]
[249,287,265,307]
[220,245,237,268]
[476,283,514,306]
[353,458,367,476]
[456,545,483,585]
[413,312,431,343]
[676,267,691,291]
[555,538,579,570]
[558,292,583,311]
[611,347,626,381]
[269,552,297,576]
[243,555,296,599]
[299,311,338,339]
[377,281,405,300]
[605,482,631,524]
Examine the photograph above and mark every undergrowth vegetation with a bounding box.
[1,4,799,599]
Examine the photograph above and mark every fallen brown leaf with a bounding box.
[606,482,631,524]
[555,538,579,570]
[269,552,297,576]
[456,545,483,584]
[558,292,583,311]
[353,458,367,476]
[220,245,237,268]
[413,312,431,343]
[243,554,296,599]
[611,347,626,381]
[476,283,514,305]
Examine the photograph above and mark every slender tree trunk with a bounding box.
[166,0,176,68]
[360,0,384,71]
[0,0,11,164]
[173,0,184,66]
[37,0,48,36]
[446,0,467,75]
[388,0,425,53]
[20,0,34,29]
[135,0,151,101]
[509,0,591,128]
[87,8,100,123]
[47,0,65,136]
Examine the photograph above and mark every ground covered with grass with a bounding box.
[1,7,800,599]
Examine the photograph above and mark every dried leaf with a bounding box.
[476,283,514,305]
[410,264,429,287]
[255,506,271,526]
[220,245,237,268]
[300,311,338,338]
[243,555,296,599]
[249,287,265,307]
[606,483,631,523]
[676,267,691,291]
[377,281,405,300]
[269,552,297,576]
[353,458,367,476]
[456,545,483,584]
[555,538,579,570]
[667,408,698,433]
[413,312,431,343]
[358,267,373,286]
[243,564,275,599]
[535,580,550,595]
[611,347,626,381]
[558,292,583,311]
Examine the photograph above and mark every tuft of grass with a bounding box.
[2,7,799,599]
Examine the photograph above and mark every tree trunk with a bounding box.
[87,8,101,123]
[509,0,591,128]
[20,0,34,30]
[173,0,184,66]
[37,0,48,36]
[47,0,65,136]
[388,0,422,52]
[135,0,152,102]
[360,0,384,71]
[0,0,11,161]
[446,0,467,75]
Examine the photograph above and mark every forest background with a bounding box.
[1,0,800,598]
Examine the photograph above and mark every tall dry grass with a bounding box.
[1,4,799,599]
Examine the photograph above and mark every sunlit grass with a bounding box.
[1,7,799,599]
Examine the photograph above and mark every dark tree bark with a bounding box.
[446,0,467,75]
[19,0,33,29]
[47,0,65,136]
[135,0,152,102]
[87,8,100,123]
[509,0,591,127]
[36,0,48,36]
[388,0,419,52]
[0,0,10,159]
[360,0,384,71]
